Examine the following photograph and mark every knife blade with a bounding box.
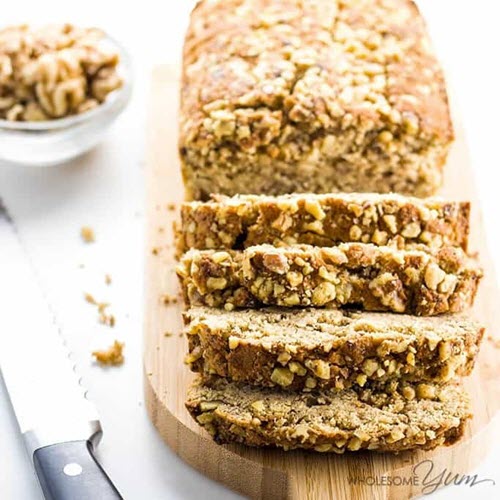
[0,200,122,500]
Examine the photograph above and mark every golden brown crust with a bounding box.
[184,307,485,390]
[180,0,454,199]
[177,193,470,255]
[176,244,482,315]
[186,377,471,453]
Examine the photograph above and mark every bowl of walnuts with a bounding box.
[0,24,132,166]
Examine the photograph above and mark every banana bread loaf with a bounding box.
[186,377,471,453]
[184,307,484,390]
[177,193,470,254]
[180,0,453,200]
[176,244,482,315]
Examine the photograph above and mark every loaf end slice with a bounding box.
[184,307,485,390]
[186,378,471,453]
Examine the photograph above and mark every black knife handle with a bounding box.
[33,440,122,500]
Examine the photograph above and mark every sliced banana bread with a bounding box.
[177,193,470,254]
[177,243,482,315]
[184,307,484,390]
[186,377,471,453]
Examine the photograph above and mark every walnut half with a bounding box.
[0,24,123,121]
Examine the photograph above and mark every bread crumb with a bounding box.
[152,247,160,255]
[99,307,116,327]
[85,293,97,305]
[105,274,112,285]
[167,202,176,211]
[84,293,115,327]
[92,341,124,366]
[164,331,173,337]
[161,293,178,305]
[80,226,95,243]
[487,335,500,349]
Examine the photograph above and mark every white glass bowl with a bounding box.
[0,37,132,167]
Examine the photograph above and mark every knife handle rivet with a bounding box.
[63,463,83,477]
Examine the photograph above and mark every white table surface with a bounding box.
[1,1,499,499]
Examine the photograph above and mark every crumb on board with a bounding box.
[158,227,165,233]
[92,340,124,366]
[84,293,116,327]
[152,247,160,255]
[161,293,178,305]
[80,226,95,243]
[164,331,173,337]
[105,274,112,285]
[487,335,500,349]
[167,202,176,211]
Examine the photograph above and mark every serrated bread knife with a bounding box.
[0,201,122,500]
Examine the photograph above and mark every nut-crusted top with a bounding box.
[177,243,483,315]
[180,0,453,193]
[178,192,470,253]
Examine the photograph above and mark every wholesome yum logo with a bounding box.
[347,459,496,495]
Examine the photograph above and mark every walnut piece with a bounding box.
[0,24,123,121]
[270,367,294,387]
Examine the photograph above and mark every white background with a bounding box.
[1,1,499,499]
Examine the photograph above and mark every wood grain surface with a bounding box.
[144,65,500,500]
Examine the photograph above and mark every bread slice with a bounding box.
[177,243,482,315]
[177,193,470,255]
[184,307,484,390]
[186,377,471,453]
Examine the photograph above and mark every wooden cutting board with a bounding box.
[144,65,500,499]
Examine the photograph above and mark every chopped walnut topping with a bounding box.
[270,367,294,387]
[401,222,421,238]
[261,251,289,274]
[416,383,437,400]
[424,263,446,290]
